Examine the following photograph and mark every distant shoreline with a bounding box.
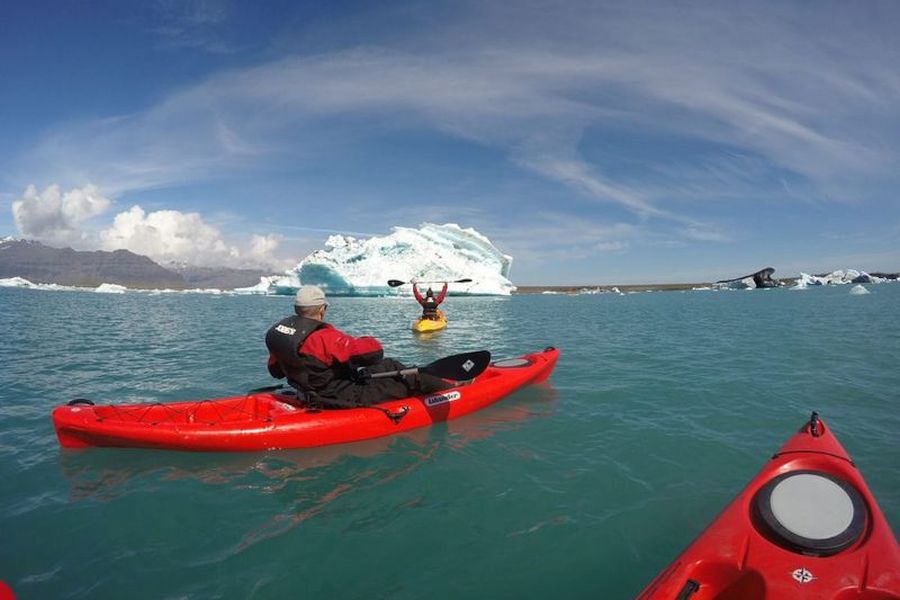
[513,279,802,295]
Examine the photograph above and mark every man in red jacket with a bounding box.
[266,286,452,406]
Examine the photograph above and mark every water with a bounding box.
[1,285,898,599]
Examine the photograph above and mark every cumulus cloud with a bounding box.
[248,234,284,267]
[10,184,288,269]
[98,205,288,269]
[99,205,238,266]
[11,184,110,247]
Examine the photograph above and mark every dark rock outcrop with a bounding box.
[0,239,185,288]
[716,267,778,289]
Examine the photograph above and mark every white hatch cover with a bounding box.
[754,470,866,556]
[492,358,532,368]
[770,473,854,539]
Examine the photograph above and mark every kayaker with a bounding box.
[413,282,448,320]
[266,285,452,407]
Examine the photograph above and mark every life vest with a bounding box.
[422,297,440,318]
[265,315,325,390]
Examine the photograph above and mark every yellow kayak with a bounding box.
[411,310,447,333]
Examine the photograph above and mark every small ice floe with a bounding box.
[0,277,77,291]
[94,283,128,294]
[577,286,623,295]
[0,276,37,288]
[849,284,870,295]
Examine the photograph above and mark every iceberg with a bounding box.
[238,223,515,296]
[94,283,128,294]
[794,269,889,288]
[849,284,870,295]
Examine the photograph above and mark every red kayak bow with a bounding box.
[639,412,899,599]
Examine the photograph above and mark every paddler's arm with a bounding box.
[435,282,448,304]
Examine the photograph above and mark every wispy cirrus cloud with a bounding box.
[11,2,900,240]
[149,0,238,54]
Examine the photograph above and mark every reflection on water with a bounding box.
[57,381,557,501]
[56,382,557,565]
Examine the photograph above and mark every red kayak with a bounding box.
[639,413,900,599]
[52,347,558,452]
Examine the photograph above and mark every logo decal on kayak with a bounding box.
[276,324,296,335]
[425,391,461,406]
[462,359,475,372]
[792,568,815,584]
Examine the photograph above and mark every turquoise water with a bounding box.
[1,285,898,599]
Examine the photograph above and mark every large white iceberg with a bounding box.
[238,223,515,296]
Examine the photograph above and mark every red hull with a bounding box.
[52,348,559,452]
[639,415,900,599]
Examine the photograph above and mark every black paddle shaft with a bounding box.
[387,278,473,287]
[369,350,491,381]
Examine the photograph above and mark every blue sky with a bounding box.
[1,0,899,284]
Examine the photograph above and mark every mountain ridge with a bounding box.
[0,239,270,289]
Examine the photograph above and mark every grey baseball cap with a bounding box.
[294,285,328,307]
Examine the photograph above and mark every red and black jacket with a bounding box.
[265,315,384,399]
[413,283,448,318]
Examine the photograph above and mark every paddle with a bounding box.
[387,278,473,287]
[247,384,284,393]
[250,350,491,393]
[367,350,491,381]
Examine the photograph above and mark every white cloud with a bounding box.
[99,205,238,266]
[11,184,110,247]
[490,213,637,264]
[247,233,288,269]
[9,184,289,269]
[98,205,289,269]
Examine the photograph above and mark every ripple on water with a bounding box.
[1,286,898,599]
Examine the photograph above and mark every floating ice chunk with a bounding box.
[95,283,128,294]
[713,276,757,290]
[849,284,870,295]
[0,277,82,291]
[0,276,37,288]
[800,270,871,286]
